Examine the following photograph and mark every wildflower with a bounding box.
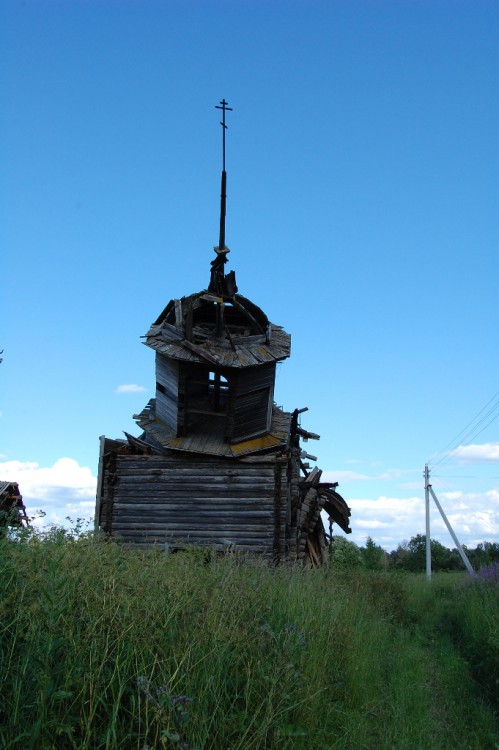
[171,695,193,706]
[474,562,499,586]
[284,623,307,648]
[155,684,170,698]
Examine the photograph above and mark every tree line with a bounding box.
[332,534,499,573]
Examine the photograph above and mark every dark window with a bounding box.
[182,365,231,436]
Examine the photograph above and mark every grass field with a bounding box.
[1,530,498,749]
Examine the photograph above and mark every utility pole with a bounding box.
[424,463,474,578]
[425,464,431,579]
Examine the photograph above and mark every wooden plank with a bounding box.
[114,472,276,483]
[174,299,182,327]
[301,466,322,488]
[113,495,275,505]
[181,339,220,366]
[94,435,106,532]
[160,322,184,341]
[114,525,274,534]
[113,527,274,540]
[114,488,275,498]
[114,507,275,518]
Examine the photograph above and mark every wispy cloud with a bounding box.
[321,469,372,483]
[116,384,147,394]
[322,467,415,484]
[448,442,499,463]
[343,459,383,468]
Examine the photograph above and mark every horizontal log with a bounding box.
[113,528,274,541]
[115,455,279,465]
[113,526,276,535]
[115,475,276,485]
[114,479,276,489]
[113,495,273,503]
[114,488,275,497]
[113,494,274,504]
[111,500,286,518]
[113,508,276,519]
[113,510,275,520]
[113,517,277,526]
[113,522,275,533]
[114,466,276,477]
[114,499,278,511]
[113,503,274,523]
[114,540,273,553]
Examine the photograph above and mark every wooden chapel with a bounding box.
[95,101,351,564]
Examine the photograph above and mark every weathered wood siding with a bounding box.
[100,451,288,557]
[155,355,179,431]
[228,363,275,442]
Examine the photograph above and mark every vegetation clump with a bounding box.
[0,525,498,749]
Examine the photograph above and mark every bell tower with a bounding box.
[135,101,291,457]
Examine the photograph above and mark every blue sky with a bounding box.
[1,0,498,551]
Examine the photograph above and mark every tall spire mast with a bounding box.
[215,98,232,253]
[209,99,237,298]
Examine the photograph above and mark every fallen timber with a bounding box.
[0,481,29,528]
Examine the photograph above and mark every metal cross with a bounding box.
[215,99,232,171]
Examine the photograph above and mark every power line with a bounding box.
[433,406,499,470]
[433,408,499,471]
[432,474,499,479]
[429,390,499,470]
[429,389,499,464]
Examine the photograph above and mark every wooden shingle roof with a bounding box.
[135,400,292,458]
[144,291,291,368]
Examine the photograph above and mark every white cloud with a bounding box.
[0,458,97,527]
[331,489,499,551]
[449,442,499,463]
[116,384,147,394]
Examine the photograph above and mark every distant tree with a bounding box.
[391,534,461,572]
[467,541,499,569]
[390,540,410,569]
[360,536,388,571]
[331,536,363,569]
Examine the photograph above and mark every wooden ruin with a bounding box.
[95,101,351,563]
[0,481,29,528]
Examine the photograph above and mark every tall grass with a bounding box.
[1,531,497,749]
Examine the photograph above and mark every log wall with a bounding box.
[99,450,288,557]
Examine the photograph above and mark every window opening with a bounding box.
[209,371,228,412]
[182,367,230,436]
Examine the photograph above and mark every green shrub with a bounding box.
[331,536,363,569]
